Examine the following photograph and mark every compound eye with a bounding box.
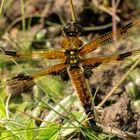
[75,29,80,36]
[62,26,70,37]
[61,29,66,37]
[62,22,83,37]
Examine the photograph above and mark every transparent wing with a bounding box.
[79,17,140,57]
[81,49,140,67]
[1,63,66,96]
[0,49,65,59]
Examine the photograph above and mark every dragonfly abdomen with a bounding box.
[68,66,96,127]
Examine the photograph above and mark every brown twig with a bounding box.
[112,0,117,44]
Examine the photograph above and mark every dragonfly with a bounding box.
[1,1,140,131]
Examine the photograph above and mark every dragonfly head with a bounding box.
[62,22,83,37]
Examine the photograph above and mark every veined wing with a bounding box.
[81,49,140,67]
[0,49,65,60]
[5,63,66,95]
[79,18,140,56]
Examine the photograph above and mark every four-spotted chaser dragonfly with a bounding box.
[1,0,140,132]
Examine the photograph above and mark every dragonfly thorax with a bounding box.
[65,50,80,66]
[62,37,83,50]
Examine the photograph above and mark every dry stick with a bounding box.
[0,0,6,16]
[97,123,137,139]
[5,94,11,119]
[97,57,140,108]
[92,0,120,22]
[17,109,49,124]
[112,0,117,44]
[69,0,76,22]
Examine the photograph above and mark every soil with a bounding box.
[100,92,140,136]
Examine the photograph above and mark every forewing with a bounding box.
[80,17,140,58]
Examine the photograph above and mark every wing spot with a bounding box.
[117,52,132,60]
[5,51,18,57]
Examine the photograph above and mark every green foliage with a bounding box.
[36,124,59,140]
